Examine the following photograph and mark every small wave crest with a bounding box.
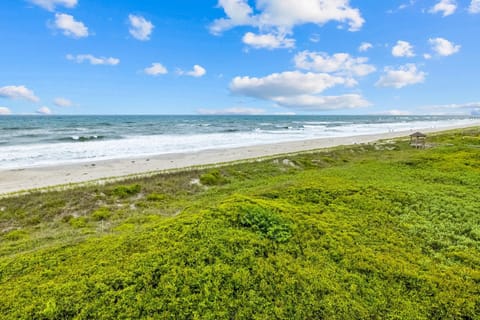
[1,127,31,131]
[60,135,105,142]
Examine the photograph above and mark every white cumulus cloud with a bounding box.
[229,70,368,111]
[178,65,207,78]
[231,71,346,99]
[29,0,77,11]
[376,64,426,89]
[210,0,255,35]
[358,42,373,52]
[273,94,370,110]
[430,0,457,16]
[428,37,460,56]
[242,32,295,49]
[144,63,168,76]
[0,107,12,115]
[294,51,376,77]
[470,0,480,13]
[54,13,89,38]
[128,14,154,41]
[188,65,207,77]
[66,54,120,65]
[0,85,39,102]
[53,97,72,107]
[37,106,52,115]
[392,40,415,57]
[210,0,364,49]
[197,107,265,115]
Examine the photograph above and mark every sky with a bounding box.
[0,0,479,116]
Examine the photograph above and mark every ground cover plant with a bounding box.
[0,128,479,319]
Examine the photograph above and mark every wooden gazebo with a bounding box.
[410,132,427,149]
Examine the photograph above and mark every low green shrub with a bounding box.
[237,205,292,243]
[69,216,88,228]
[91,207,111,221]
[111,184,141,198]
[199,169,228,186]
[146,193,166,202]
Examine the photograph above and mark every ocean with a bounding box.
[0,115,478,169]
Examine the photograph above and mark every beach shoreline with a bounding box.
[1,123,478,195]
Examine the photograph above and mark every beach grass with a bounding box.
[0,128,479,318]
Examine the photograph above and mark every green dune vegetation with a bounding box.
[1,128,480,319]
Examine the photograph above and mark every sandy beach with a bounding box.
[0,123,478,195]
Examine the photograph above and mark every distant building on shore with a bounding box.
[410,132,427,149]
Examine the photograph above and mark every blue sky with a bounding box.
[0,0,479,115]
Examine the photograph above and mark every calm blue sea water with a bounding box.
[0,115,478,169]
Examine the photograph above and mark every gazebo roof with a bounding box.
[410,132,427,137]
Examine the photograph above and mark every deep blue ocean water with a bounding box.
[0,115,477,169]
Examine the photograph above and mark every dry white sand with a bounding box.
[1,123,478,195]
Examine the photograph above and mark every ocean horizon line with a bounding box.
[1,113,479,117]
